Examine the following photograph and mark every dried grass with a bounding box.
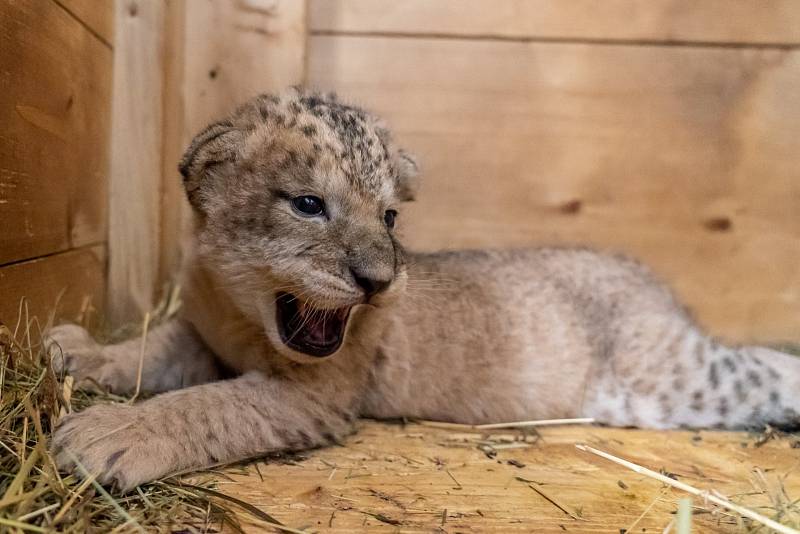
[577,444,800,534]
[0,297,288,533]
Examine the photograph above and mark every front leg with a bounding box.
[46,319,221,394]
[52,370,359,490]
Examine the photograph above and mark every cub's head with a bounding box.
[179,89,418,362]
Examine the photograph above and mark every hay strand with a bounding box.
[64,450,145,533]
[128,311,150,404]
[523,482,587,521]
[676,497,692,534]
[576,443,799,534]
[418,417,594,431]
[623,487,669,533]
[0,296,274,532]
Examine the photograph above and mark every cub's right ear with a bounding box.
[395,149,419,202]
[178,121,243,210]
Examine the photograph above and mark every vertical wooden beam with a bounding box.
[182,0,308,134]
[108,0,165,323]
[159,0,189,288]
[157,0,308,291]
[109,0,308,324]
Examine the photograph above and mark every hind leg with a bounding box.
[582,312,800,430]
[46,319,222,394]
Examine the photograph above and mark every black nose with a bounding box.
[350,269,391,298]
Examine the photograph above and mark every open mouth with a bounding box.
[275,292,353,357]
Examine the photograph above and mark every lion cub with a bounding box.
[48,88,800,490]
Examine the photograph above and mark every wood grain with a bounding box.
[56,0,114,45]
[182,0,307,135]
[0,0,111,265]
[0,246,106,331]
[158,0,190,288]
[310,0,800,45]
[109,0,309,322]
[155,0,309,292]
[108,0,165,323]
[308,36,800,344]
[217,421,800,533]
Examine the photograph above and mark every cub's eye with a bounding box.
[384,209,397,229]
[291,195,325,217]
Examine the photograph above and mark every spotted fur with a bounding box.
[47,88,800,490]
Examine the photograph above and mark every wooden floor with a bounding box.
[214,421,800,533]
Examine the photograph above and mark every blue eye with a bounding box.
[291,196,325,216]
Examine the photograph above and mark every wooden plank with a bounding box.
[108,0,165,323]
[56,0,114,45]
[182,0,308,135]
[310,0,800,46]
[308,36,800,344]
[0,246,106,331]
[155,0,308,291]
[110,0,308,322]
[0,0,112,265]
[158,0,189,288]
[218,421,800,532]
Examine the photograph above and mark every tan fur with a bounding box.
[47,88,800,490]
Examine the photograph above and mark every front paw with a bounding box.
[46,325,126,393]
[52,404,172,491]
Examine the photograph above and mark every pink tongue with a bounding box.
[304,313,331,344]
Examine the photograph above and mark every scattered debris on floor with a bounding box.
[215,419,800,533]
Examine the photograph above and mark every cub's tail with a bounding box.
[584,323,800,430]
[710,344,800,430]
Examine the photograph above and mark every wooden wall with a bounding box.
[107,0,307,323]
[0,0,308,328]
[307,1,800,344]
[0,0,112,329]
[2,1,797,345]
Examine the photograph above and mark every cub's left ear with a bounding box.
[394,149,419,202]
